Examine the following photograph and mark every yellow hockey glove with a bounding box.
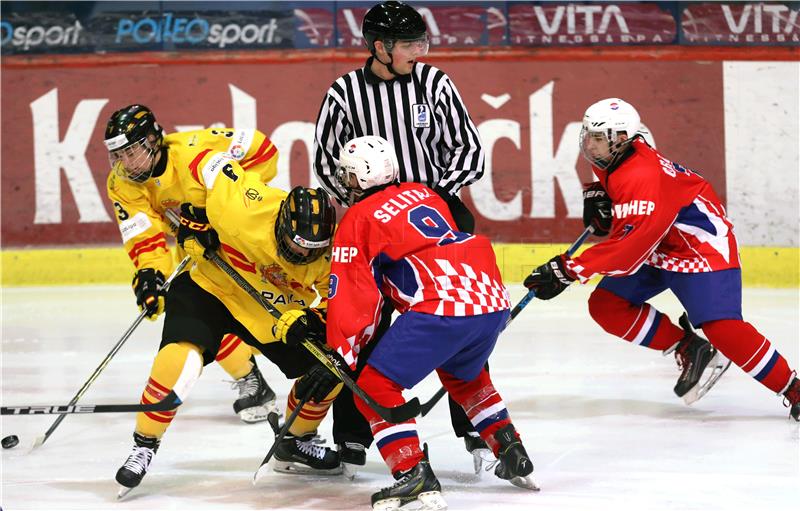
[132,268,166,320]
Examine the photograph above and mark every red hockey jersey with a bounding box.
[567,138,741,283]
[327,182,510,368]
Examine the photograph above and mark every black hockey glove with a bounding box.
[274,308,327,347]
[295,363,341,403]
[582,182,612,237]
[434,186,475,234]
[132,268,166,320]
[177,203,219,260]
[523,254,576,300]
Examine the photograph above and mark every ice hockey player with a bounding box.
[114,173,343,497]
[524,97,799,419]
[105,104,278,425]
[276,135,539,510]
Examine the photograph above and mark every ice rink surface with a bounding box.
[1,284,798,511]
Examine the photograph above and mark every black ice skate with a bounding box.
[231,360,276,423]
[463,431,493,474]
[116,432,160,499]
[371,445,447,511]
[782,375,800,421]
[666,313,731,405]
[491,424,540,491]
[338,442,366,480]
[271,418,341,475]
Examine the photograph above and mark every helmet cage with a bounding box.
[579,126,635,171]
[107,136,160,183]
[275,187,336,265]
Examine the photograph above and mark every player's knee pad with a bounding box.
[588,288,634,334]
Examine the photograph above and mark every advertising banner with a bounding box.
[3,1,797,54]
[681,2,800,45]
[1,60,725,248]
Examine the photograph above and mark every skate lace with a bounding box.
[230,372,260,399]
[122,446,154,475]
[296,437,329,460]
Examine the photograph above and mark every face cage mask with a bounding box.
[276,233,327,265]
[335,167,365,206]
[108,137,159,183]
[578,126,633,171]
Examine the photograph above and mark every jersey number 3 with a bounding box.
[408,205,472,246]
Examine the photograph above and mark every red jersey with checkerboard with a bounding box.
[326,182,509,368]
[567,138,741,283]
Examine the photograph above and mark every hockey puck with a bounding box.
[2,435,19,449]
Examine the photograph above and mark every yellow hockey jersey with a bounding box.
[107,128,278,277]
[188,166,330,345]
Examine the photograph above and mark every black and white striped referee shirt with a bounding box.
[313,57,484,205]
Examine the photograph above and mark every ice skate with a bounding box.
[463,431,493,475]
[782,375,800,421]
[270,415,341,475]
[371,445,447,511]
[491,424,540,491]
[116,432,160,499]
[667,313,731,405]
[231,362,276,423]
[338,442,366,480]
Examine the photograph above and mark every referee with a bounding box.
[313,0,490,476]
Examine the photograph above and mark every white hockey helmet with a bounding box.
[579,98,641,170]
[336,135,399,205]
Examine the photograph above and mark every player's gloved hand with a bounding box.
[583,182,612,236]
[275,308,326,347]
[132,268,166,320]
[295,363,342,403]
[177,203,219,260]
[434,185,475,234]
[523,254,576,300]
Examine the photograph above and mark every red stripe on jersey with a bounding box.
[128,233,167,265]
[239,138,272,166]
[189,148,213,185]
[222,244,256,273]
[241,145,277,170]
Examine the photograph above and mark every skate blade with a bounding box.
[682,352,732,406]
[117,485,134,499]
[239,405,274,423]
[272,459,343,476]
[372,491,448,511]
[471,448,494,475]
[342,462,360,481]
[510,475,541,491]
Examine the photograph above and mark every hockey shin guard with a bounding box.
[437,367,512,457]
[589,288,683,351]
[214,334,252,380]
[285,380,341,437]
[356,365,422,474]
[135,342,203,438]
[702,319,794,393]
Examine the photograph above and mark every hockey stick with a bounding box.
[253,387,313,484]
[204,249,420,424]
[29,255,191,448]
[419,226,595,417]
[2,390,183,416]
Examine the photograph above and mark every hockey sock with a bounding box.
[355,365,422,474]
[589,288,683,351]
[214,334,252,380]
[437,367,512,456]
[286,380,340,437]
[136,342,203,438]
[702,319,794,393]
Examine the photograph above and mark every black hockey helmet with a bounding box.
[362,1,427,55]
[104,104,164,183]
[275,187,336,265]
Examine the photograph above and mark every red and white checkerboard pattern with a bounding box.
[647,251,712,273]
